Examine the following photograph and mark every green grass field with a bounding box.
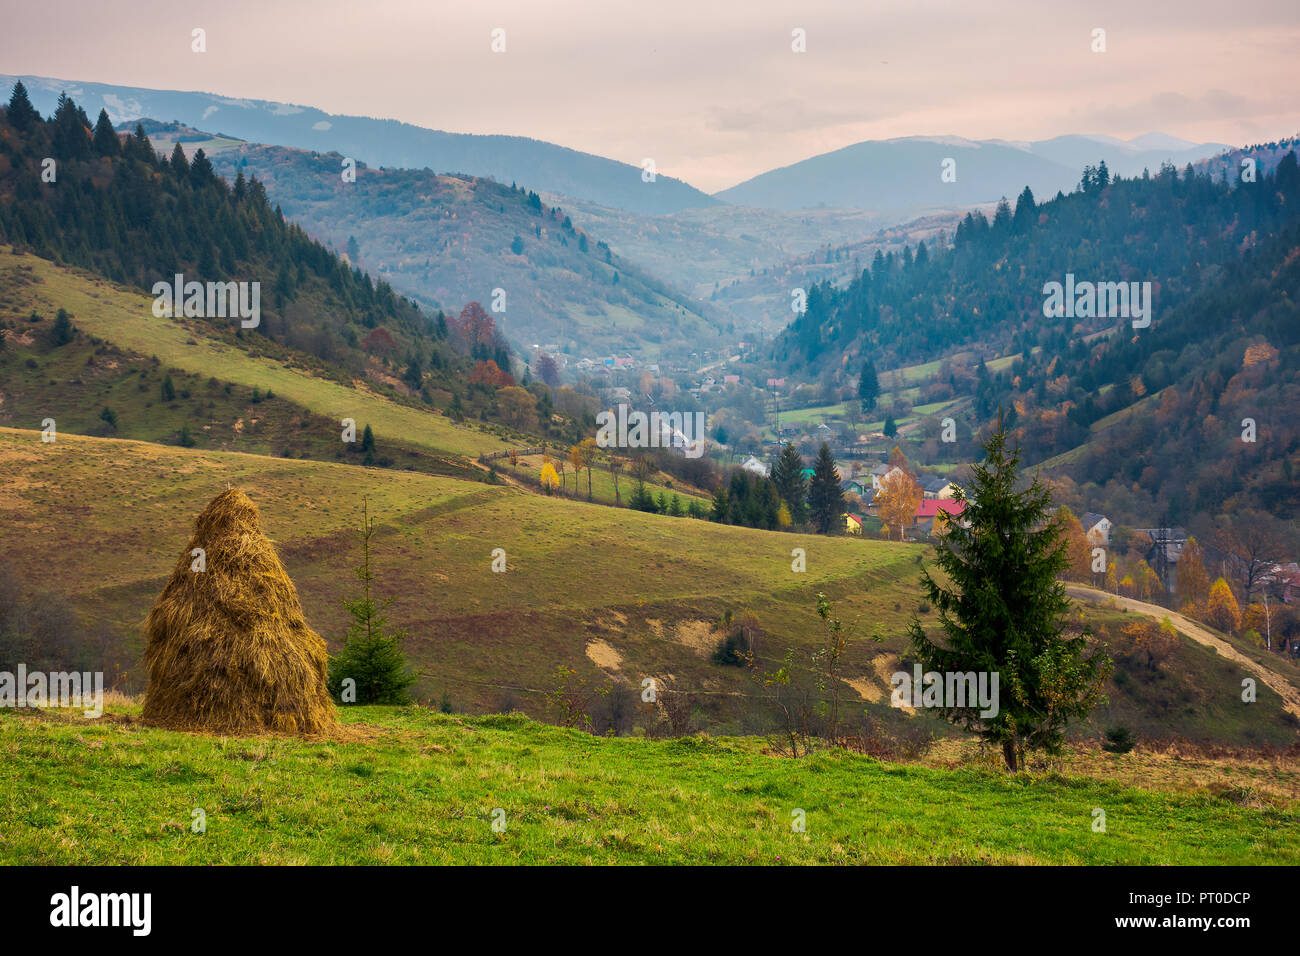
[2,706,1296,865]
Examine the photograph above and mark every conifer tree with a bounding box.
[51,92,91,159]
[858,357,879,412]
[326,498,417,704]
[710,483,729,523]
[807,442,844,534]
[92,108,120,156]
[771,442,808,524]
[6,81,41,131]
[908,417,1111,770]
[1012,186,1036,232]
[169,142,189,176]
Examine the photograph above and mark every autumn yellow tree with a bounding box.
[1123,617,1179,670]
[1178,537,1210,606]
[1056,506,1092,582]
[875,468,922,541]
[1137,560,1162,602]
[1105,561,1118,594]
[539,461,559,494]
[1205,578,1242,634]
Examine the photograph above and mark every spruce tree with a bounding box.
[169,142,189,176]
[326,498,417,705]
[51,92,91,159]
[807,442,845,534]
[1012,186,1036,233]
[360,424,376,465]
[50,308,74,346]
[908,417,1111,771]
[771,442,808,524]
[92,109,120,156]
[709,483,729,522]
[6,81,41,131]
[858,358,879,412]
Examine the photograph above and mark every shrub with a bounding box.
[50,309,75,346]
[1102,726,1137,754]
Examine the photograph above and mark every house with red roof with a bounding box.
[916,499,966,519]
[915,498,967,536]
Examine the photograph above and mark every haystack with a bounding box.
[141,488,338,735]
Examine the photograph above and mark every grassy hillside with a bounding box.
[0,248,508,462]
[0,427,927,728]
[2,705,1296,865]
[2,426,1297,745]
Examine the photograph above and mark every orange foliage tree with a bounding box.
[876,468,922,541]
[1204,578,1242,634]
[469,359,514,387]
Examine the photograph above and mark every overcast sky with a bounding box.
[3,0,1297,191]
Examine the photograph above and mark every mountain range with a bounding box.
[1,74,717,216]
[5,75,1230,220]
[715,134,1232,211]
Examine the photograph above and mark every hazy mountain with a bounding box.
[142,128,729,361]
[554,197,921,300]
[2,73,719,216]
[715,134,1231,211]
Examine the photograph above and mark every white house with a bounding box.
[1082,513,1112,546]
[870,464,903,492]
[740,455,770,477]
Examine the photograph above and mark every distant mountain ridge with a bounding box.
[124,120,728,360]
[715,134,1232,211]
[1,74,719,216]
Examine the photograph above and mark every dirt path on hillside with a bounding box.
[1066,584,1300,720]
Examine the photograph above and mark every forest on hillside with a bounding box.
[775,155,1300,535]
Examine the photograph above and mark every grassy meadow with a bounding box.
[2,705,1297,865]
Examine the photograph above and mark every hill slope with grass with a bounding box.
[0,427,927,733]
[0,247,508,468]
[2,706,1296,865]
[1,427,1296,746]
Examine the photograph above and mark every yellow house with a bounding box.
[845,513,863,535]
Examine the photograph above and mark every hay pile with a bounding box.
[141,489,338,735]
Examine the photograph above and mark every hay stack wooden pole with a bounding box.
[141,488,338,735]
